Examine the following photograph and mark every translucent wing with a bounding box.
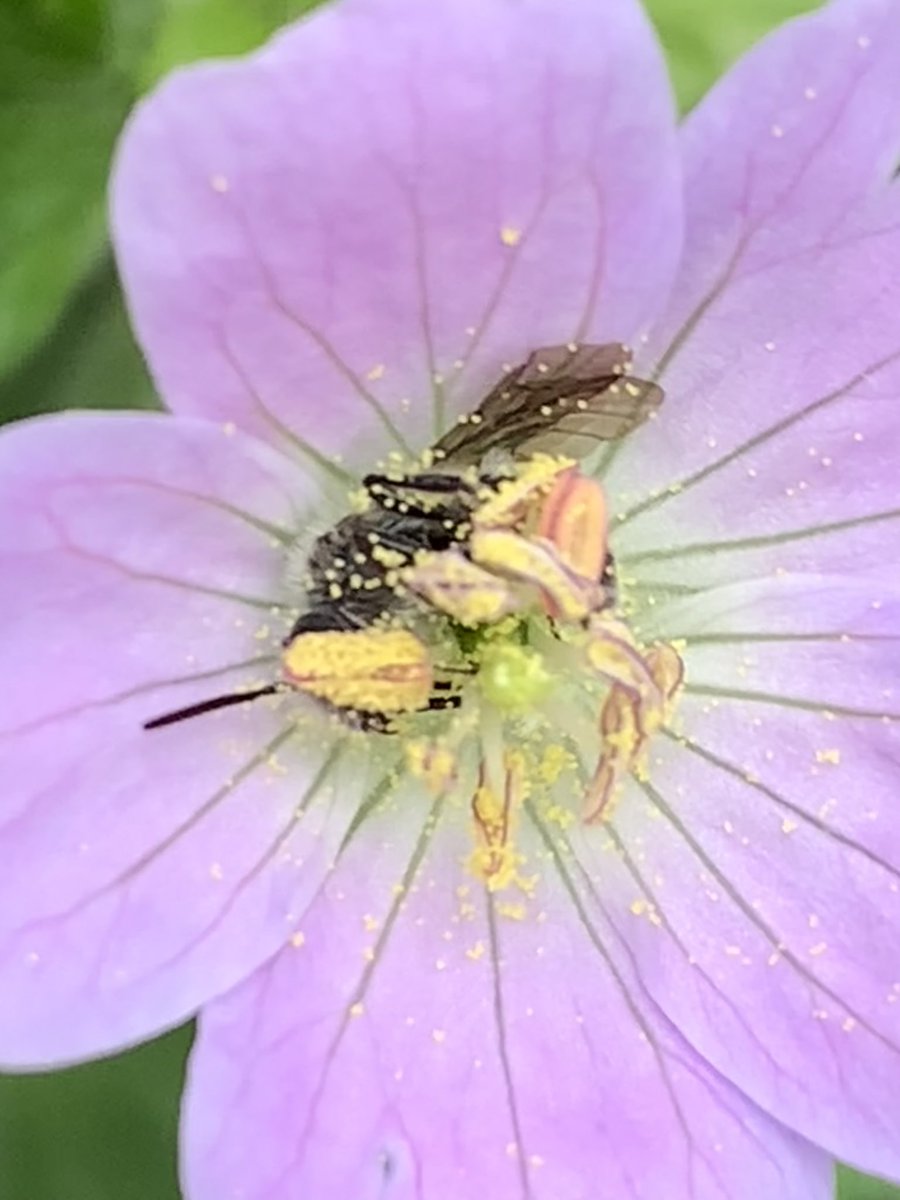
[434,343,663,465]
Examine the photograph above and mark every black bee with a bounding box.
[289,342,661,636]
[145,343,661,731]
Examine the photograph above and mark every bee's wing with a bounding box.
[433,343,662,465]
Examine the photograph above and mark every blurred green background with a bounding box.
[0,0,897,1196]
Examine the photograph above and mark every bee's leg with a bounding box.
[143,683,282,730]
[600,550,617,609]
[363,471,474,496]
[350,709,396,734]
[363,472,474,522]
[346,691,461,731]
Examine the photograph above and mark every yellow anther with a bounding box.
[404,549,517,626]
[536,468,608,582]
[471,528,594,623]
[584,639,684,824]
[468,753,529,893]
[474,454,574,528]
[406,739,458,795]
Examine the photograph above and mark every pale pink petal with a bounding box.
[111,0,681,466]
[595,574,900,1177]
[183,793,829,1199]
[0,414,373,1065]
[604,0,900,587]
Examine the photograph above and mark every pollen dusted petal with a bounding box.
[596,575,900,1177]
[0,414,374,1066]
[111,0,681,464]
[609,0,900,579]
[183,795,830,1200]
[592,14,900,1171]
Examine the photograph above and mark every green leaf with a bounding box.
[645,0,820,110]
[0,1,139,376]
[0,78,132,371]
[839,1167,900,1200]
[138,0,322,87]
[0,257,158,424]
[0,1026,191,1200]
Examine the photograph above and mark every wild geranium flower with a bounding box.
[2,0,900,1195]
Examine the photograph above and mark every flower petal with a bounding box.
[0,413,373,1066]
[606,0,900,585]
[596,574,900,1177]
[183,790,829,1199]
[111,0,681,466]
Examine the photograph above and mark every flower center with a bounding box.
[144,341,684,860]
[403,601,684,895]
[285,448,686,896]
[271,340,686,900]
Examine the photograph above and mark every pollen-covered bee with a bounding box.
[144,343,662,732]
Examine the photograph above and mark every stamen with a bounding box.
[584,641,684,823]
[471,528,597,623]
[469,750,531,893]
[536,468,608,582]
[404,549,517,626]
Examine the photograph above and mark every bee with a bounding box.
[144,343,662,732]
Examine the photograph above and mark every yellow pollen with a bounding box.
[815,748,841,765]
[538,744,573,784]
[544,803,575,829]
[468,752,531,893]
[282,628,432,714]
[406,739,457,794]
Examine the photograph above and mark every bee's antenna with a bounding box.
[143,684,282,730]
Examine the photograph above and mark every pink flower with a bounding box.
[2,0,899,1195]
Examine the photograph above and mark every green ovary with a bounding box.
[477,642,555,713]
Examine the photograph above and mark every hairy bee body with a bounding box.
[289,485,476,637]
[144,343,662,732]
